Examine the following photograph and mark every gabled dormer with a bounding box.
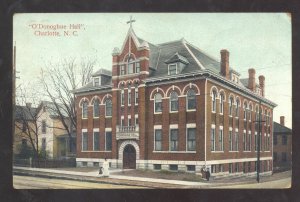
[230,69,241,84]
[165,52,189,75]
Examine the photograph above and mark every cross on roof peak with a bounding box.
[127,16,136,29]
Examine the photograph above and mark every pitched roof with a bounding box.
[72,80,112,94]
[92,68,112,77]
[38,101,69,118]
[15,105,37,121]
[273,122,292,134]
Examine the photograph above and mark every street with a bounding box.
[13,175,147,189]
[215,177,291,189]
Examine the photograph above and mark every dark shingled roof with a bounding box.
[92,68,112,77]
[273,122,292,134]
[38,101,69,118]
[15,105,37,121]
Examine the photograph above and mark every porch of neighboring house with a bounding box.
[56,134,76,159]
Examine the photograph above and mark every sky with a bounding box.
[13,13,292,128]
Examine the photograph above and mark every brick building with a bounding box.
[73,25,276,176]
[273,116,292,171]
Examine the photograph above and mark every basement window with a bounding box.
[82,162,87,167]
[154,164,161,170]
[186,165,195,172]
[93,162,99,167]
[169,164,178,171]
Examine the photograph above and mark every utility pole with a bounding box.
[253,100,265,183]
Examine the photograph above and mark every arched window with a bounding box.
[128,58,134,74]
[82,100,88,119]
[229,97,234,116]
[235,99,240,117]
[105,99,112,117]
[243,102,247,120]
[219,93,224,114]
[255,106,259,120]
[154,93,162,113]
[170,91,178,112]
[249,104,252,121]
[212,91,217,112]
[187,89,196,110]
[93,98,100,118]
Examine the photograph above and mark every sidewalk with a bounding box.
[13,166,210,188]
[13,166,291,188]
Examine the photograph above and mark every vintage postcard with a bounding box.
[13,13,291,189]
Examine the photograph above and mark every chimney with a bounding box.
[258,75,265,97]
[280,116,285,126]
[26,103,32,108]
[220,49,230,79]
[248,68,256,92]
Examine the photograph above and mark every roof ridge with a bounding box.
[184,41,220,64]
[156,38,183,46]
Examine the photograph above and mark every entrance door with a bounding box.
[123,144,136,169]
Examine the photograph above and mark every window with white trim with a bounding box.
[121,90,124,106]
[212,91,217,112]
[249,105,252,121]
[248,133,252,151]
[235,99,240,117]
[42,120,46,134]
[94,77,100,86]
[82,132,88,151]
[170,91,178,112]
[128,88,131,106]
[229,97,234,116]
[219,128,224,151]
[243,102,247,120]
[128,117,131,126]
[243,132,246,151]
[187,128,196,151]
[255,133,257,151]
[211,127,215,151]
[170,129,178,151]
[187,89,196,110]
[105,131,112,151]
[220,93,224,114]
[105,99,112,117]
[229,130,233,151]
[154,93,162,113]
[135,88,138,105]
[135,117,138,126]
[135,62,140,73]
[120,65,125,75]
[93,131,99,151]
[154,129,162,151]
[82,101,88,119]
[168,64,177,75]
[235,131,239,151]
[93,99,100,118]
[128,58,134,74]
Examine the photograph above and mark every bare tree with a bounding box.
[39,57,96,155]
[14,83,44,165]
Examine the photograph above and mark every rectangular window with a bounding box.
[260,133,263,150]
[135,62,140,73]
[187,128,196,151]
[135,89,138,104]
[282,152,287,162]
[211,165,216,173]
[248,133,251,151]
[105,132,112,151]
[229,130,233,151]
[168,64,177,75]
[273,152,277,162]
[267,135,270,151]
[128,118,131,126]
[82,132,88,151]
[121,118,125,126]
[235,163,239,173]
[154,129,162,151]
[243,162,246,173]
[229,163,233,173]
[94,77,100,86]
[282,135,287,145]
[93,162,99,167]
[187,165,196,172]
[211,128,215,151]
[235,132,239,151]
[219,164,224,172]
[128,91,131,106]
[255,134,257,151]
[42,138,46,151]
[154,164,161,170]
[121,90,124,106]
[243,132,246,151]
[93,132,100,151]
[170,129,178,151]
[255,161,257,172]
[128,63,134,74]
[42,120,46,134]
[248,162,251,172]
[169,165,178,171]
[120,65,125,75]
[219,128,223,151]
[135,117,139,126]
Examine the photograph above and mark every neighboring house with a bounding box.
[73,24,276,176]
[273,116,292,171]
[14,103,37,156]
[36,101,76,159]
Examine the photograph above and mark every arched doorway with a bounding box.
[123,144,136,169]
